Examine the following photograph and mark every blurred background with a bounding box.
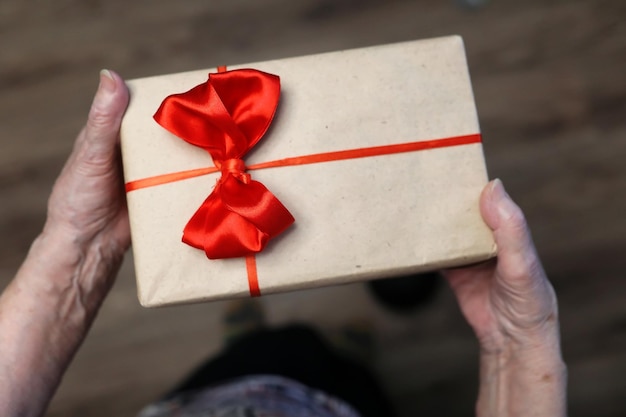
[1,0,625,416]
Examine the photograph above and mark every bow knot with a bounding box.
[153,69,295,259]
[216,158,249,184]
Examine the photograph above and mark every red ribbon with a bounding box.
[153,69,295,259]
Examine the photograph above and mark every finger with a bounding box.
[81,70,130,158]
[480,180,559,331]
[480,179,542,281]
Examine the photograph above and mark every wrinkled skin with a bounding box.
[446,179,566,416]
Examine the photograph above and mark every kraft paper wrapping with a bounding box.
[121,36,497,307]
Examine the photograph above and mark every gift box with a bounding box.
[121,36,496,307]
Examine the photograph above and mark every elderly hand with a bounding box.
[46,69,131,268]
[445,179,566,417]
[0,70,130,417]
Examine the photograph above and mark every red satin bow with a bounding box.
[153,69,295,259]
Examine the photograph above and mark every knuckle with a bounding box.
[72,139,117,176]
[506,203,528,233]
[87,104,114,132]
[504,250,542,283]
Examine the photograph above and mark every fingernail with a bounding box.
[490,178,503,194]
[99,69,116,93]
[491,178,517,220]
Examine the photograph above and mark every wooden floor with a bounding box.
[1,0,625,416]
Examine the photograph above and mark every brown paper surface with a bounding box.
[121,36,496,307]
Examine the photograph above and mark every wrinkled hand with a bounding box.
[444,179,566,416]
[445,179,558,352]
[45,70,130,260]
[0,71,131,417]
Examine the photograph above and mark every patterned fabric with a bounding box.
[138,375,362,417]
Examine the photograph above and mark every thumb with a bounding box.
[480,179,544,286]
[481,180,559,334]
[79,70,129,162]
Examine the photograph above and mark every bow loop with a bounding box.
[154,69,294,259]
